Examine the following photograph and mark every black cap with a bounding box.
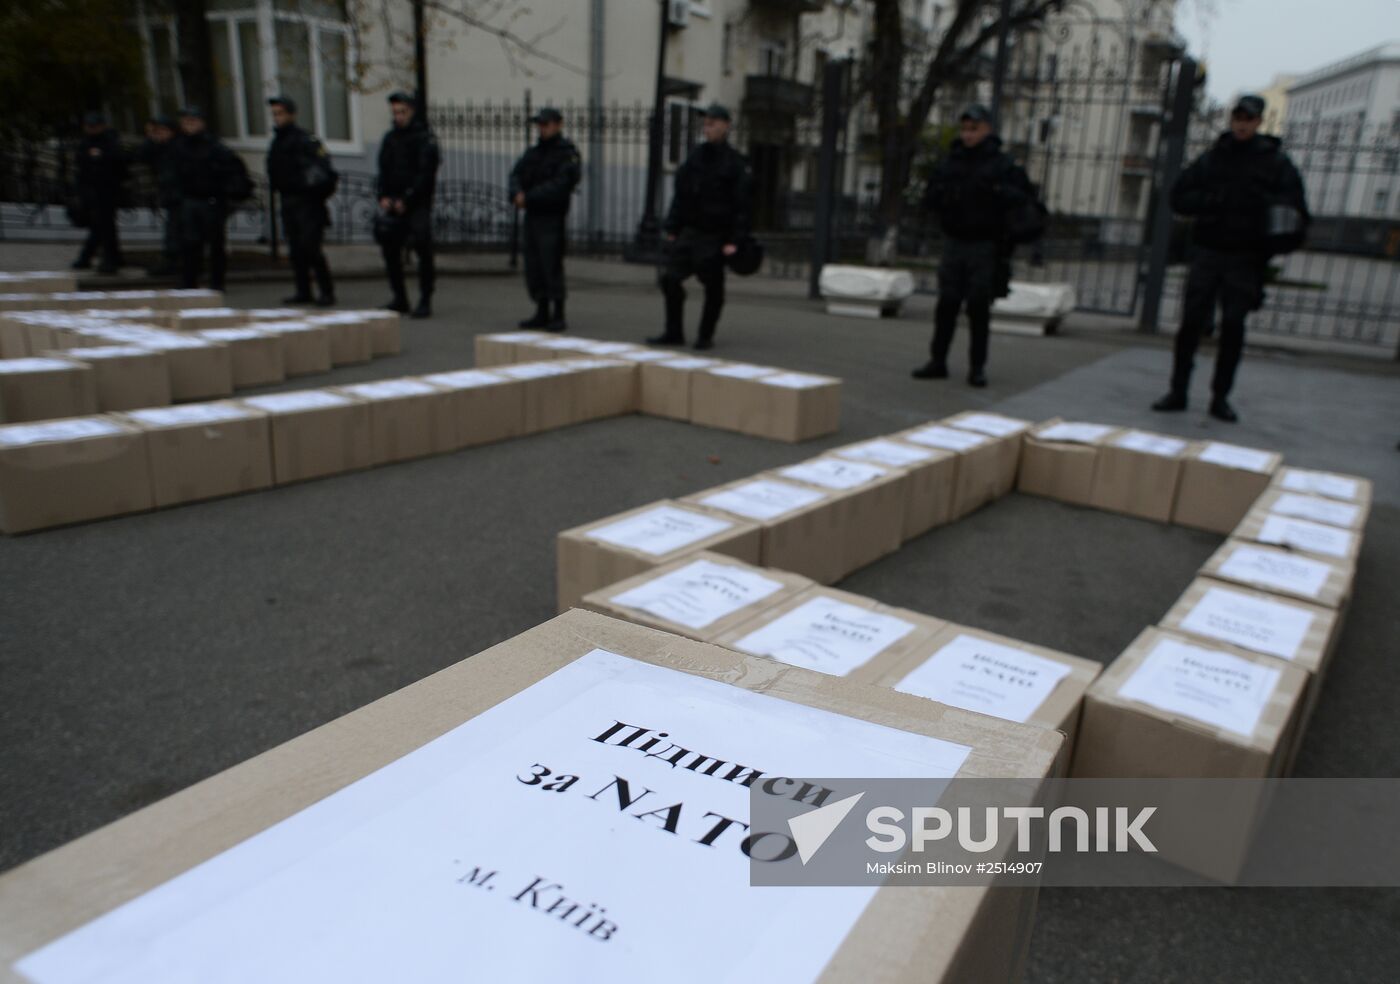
[531,106,563,124]
[959,104,993,123]
[179,105,205,119]
[387,91,416,106]
[1232,94,1266,119]
[703,103,731,122]
[267,95,297,114]
[148,114,175,128]
[82,111,106,126]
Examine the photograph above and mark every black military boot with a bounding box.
[1152,391,1188,412]
[385,295,410,313]
[519,302,550,329]
[1208,396,1238,423]
[911,361,948,380]
[283,294,315,305]
[967,368,988,388]
[314,293,336,307]
[546,299,567,333]
[411,295,433,320]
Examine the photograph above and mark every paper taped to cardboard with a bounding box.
[834,440,936,468]
[585,505,733,557]
[904,425,989,452]
[1198,442,1274,473]
[1177,586,1315,662]
[778,458,887,491]
[1116,637,1281,737]
[1255,515,1355,560]
[1217,544,1331,600]
[698,480,827,521]
[1112,431,1188,457]
[1036,422,1115,445]
[608,559,784,630]
[1269,493,1360,529]
[895,634,1074,724]
[1278,469,1360,502]
[949,413,1026,437]
[0,417,125,447]
[732,596,917,677]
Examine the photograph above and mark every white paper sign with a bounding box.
[1112,430,1188,457]
[197,328,264,342]
[949,413,1026,437]
[1256,514,1356,559]
[708,364,776,380]
[245,309,303,319]
[132,335,215,351]
[497,362,572,379]
[422,370,505,390]
[0,417,125,447]
[1217,544,1332,599]
[341,379,437,400]
[175,308,240,319]
[586,505,733,556]
[1116,637,1282,737]
[1035,422,1115,445]
[482,330,546,341]
[126,404,254,427]
[578,342,636,355]
[0,357,76,373]
[1279,469,1360,502]
[778,458,887,490]
[243,390,353,413]
[658,357,718,371]
[537,337,595,350]
[1197,441,1274,473]
[698,479,827,521]
[62,346,149,359]
[1269,493,1360,529]
[904,424,989,452]
[733,596,918,676]
[760,373,830,390]
[834,439,936,468]
[14,649,971,984]
[895,634,1075,724]
[618,350,676,363]
[255,322,318,334]
[1177,586,1315,662]
[608,559,785,630]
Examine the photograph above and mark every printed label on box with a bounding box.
[1269,493,1361,529]
[1177,586,1315,662]
[608,559,785,630]
[498,363,572,379]
[619,350,676,363]
[1036,422,1115,445]
[1218,544,1332,599]
[895,634,1075,724]
[243,390,353,413]
[733,596,918,676]
[63,346,149,359]
[658,357,719,371]
[904,424,989,452]
[578,342,635,355]
[538,337,595,350]
[126,403,254,427]
[1279,469,1360,502]
[834,439,936,468]
[198,328,265,341]
[698,479,827,521]
[342,379,438,400]
[14,649,970,984]
[1197,442,1274,473]
[586,505,733,557]
[760,373,830,390]
[949,413,1027,437]
[708,364,776,380]
[423,370,505,390]
[482,331,545,341]
[1256,515,1356,559]
[1116,637,1282,737]
[779,458,887,491]
[1112,431,1188,457]
[0,417,126,447]
[0,357,77,373]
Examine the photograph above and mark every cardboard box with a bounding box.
[322,318,373,366]
[335,378,448,464]
[529,336,605,359]
[773,456,908,577]
[170,308,248,331]
[1200,538,1353,610]
[126,335,234,402]
[716,585,947,683]
[1270,466,1373,507]
[556,500,763,611]
[254,322,334,377]
[1016,420,1120,506]
[0,609,1062,984]
[1245,487,1369,533]
[553,358,639,421]
[473,330,550,367]
[829,438,958,540]
[420,369,526,449]
[122,402,273,507]
[47,346,172,412]
[0,416,153,533]
[1172,441,1281,534]
[0,271,76,293]
[243,308,304,322]
[150,288,224,309]
[881,623,1102,749]
[637,356,721,421]
[944,411,1032,498]
[0,357,98,423]
[494,361,581,434]
[898,422,1005,520]
[1088,428,1191,523]
[687,363,779,432]
[240,390,372,485]
[684,475,848,584]
[196,328,286,388]
[310,311,401,357]
[580,551,813,642]
[1231,500,1363,565]
[691,365,842,442]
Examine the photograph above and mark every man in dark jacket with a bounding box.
[376,91,440,318]
[649,103,752,351]
[72,112,127,274]
[510,107,581,331]
[267,95,337,306]
[137,115,180,275]
[1153,94,1308,423]
[172,107,244,290]
[913,105,1033,388]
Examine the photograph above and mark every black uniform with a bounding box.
[1167,132,1307,401]
[73,128,127,273]
[921,135,1033,377]
[267,122,337,301]
[376,116,440,306]
[172,130,243,290]
[137,136,181,272]
[508,134,581,314]
[659,140,752,344]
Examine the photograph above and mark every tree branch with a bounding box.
[417,0,591,77]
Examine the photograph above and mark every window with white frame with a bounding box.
[758,40,787,78]
[665,99,704,166]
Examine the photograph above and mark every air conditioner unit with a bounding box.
[667,0,690,29]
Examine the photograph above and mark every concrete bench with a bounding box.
[990,282,1076,336]
[818,265,915,318]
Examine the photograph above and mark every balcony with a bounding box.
[743,74,816,118]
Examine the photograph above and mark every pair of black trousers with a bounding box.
[931,238,999,370]
[282,196,333,298]
[523,213,566,303]
[179,198,227,290]
[1170,246,1265,398]
[660,231,725,340]
[381,206,435,301]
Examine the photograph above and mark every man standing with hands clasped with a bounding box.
[376,91,440,319]
[267,95,338,307]
[649,103,752,351]
[510,107,581,332]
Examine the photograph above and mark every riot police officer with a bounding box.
[376,91,440,318]
[267,95,337,306]
[1153,94,1308,423]
[509,107,581,332]
[172,107,246,291]
[137,115,180,276]
[650,103,752,351]
[72,112,127,274]
[913,105,1034,388]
